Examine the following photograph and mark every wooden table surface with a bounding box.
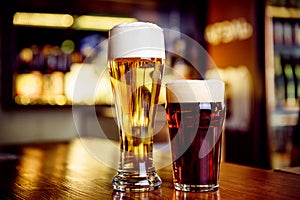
[0,138,300,199]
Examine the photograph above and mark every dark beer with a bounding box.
[166,102,225,191]
[165,79,225,192]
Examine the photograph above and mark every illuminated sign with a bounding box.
[13,12,74,28]
[205,18,253,45]
[73,15,137,31]
[13,12,137,31]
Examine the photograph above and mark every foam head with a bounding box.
[166,80,225,103]
[108,22,165,59]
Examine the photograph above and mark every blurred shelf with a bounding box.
[271,108,299,127]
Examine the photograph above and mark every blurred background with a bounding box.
[0,0,299,170]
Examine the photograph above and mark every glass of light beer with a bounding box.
[108,22,165,192]
[166,80,225,192]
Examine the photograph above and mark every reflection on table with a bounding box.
[0,138,300,199]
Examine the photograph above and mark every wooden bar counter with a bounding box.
[0,138,300,199]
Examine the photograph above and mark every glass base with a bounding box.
[112,171,162,192]
[174,183,219,192]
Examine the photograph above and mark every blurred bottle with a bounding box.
[283,21,293,46]
[43,45,68,105]
[274,20,283,45]
[293,54,300,99]
[15,46,43,105]
[295,22,300,46]
[294,22,300,99]
[274,53,286,108]
[281,53,296,106]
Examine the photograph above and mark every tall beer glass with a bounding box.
[166,80,225,192]
[108,22,165,192]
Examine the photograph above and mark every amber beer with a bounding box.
[108,22,165,192]
[108,57,163,170]
[166,80,225,192]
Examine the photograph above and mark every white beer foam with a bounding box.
[108,22,165,59]
[166,80,225,103]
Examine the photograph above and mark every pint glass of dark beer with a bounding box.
[108,22,165,192]
[166,80,225,192]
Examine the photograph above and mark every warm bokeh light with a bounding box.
[13,12,137,31]
[73,15,137,31]
[13,12,74,28]
[64,63,113,105]
[205,18,253,45]
[19,48,33,63]
[15,71,43,97]
[15,71,70,105]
